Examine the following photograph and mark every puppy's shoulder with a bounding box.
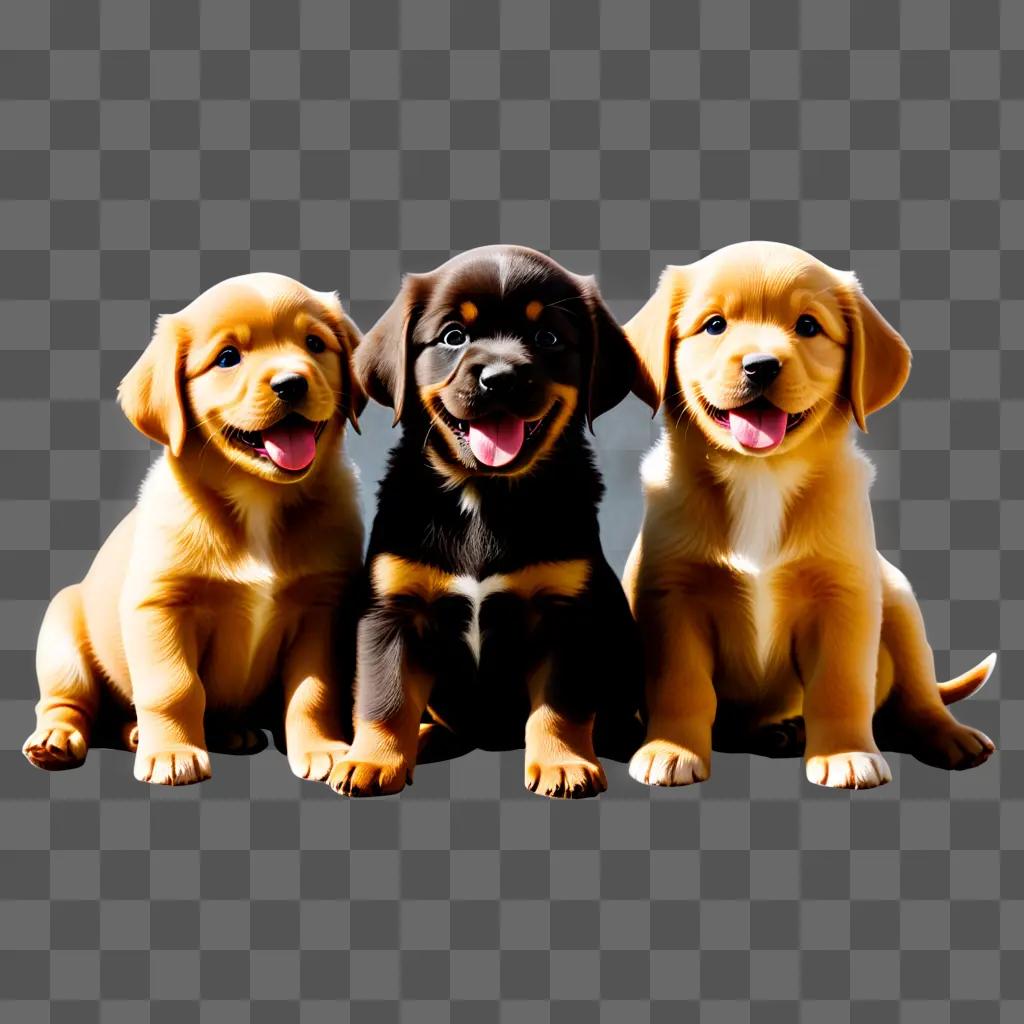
[846,439,877,488]
[639,434,673,493]
[810,437,876,502]
[116,457,215,598]
[309,454,362,530]
[640,431,715,516]
[784,439,879,561]
[134,455,196,532]
[295,458,365,570]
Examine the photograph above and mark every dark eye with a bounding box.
[534,329,559,348]
[703,316,728,336]
[795,315,821,338]
[215,346,240,368]
[306,334,325,354]
[441,327,467,347]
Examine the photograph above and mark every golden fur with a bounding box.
[623,241,996,790]
[24,273,365,785]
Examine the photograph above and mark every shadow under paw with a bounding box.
[206,725,269,756]
[714,716,806,758]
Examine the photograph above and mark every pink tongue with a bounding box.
[728,404,789,450]
[261,419,317,471]
[467,415,525,467]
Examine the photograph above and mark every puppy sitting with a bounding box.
[624,241,995,789]
[24,274,364,785]
[330,245,642,798]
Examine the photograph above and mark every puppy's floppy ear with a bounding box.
[118,313,189,456]
[574,275,637,428]
[840,273,911,431]
[317,290,365,433]
[624,265,689,413]
[355,273,429,426]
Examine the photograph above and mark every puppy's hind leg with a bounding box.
[24,585,100,771]
[875,556,995,771]
[206,722,269,756]
[417,718,474,765]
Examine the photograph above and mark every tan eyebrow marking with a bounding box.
[525,300,544,321]
[459,301,478,324]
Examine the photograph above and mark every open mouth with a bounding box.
[222,413,327,473]
[436,403,555,468]
[702,395,807,452]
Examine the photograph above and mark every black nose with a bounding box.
[270,372,308,404]
[478,363,519,395]
[741,353,782,389]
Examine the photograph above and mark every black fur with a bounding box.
[355,246,643,759]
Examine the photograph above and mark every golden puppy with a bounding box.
[24,273,364,785]
[623,241,996,789]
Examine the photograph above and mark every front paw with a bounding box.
[628,739,709,787]
[805,750,891,789]
[134,745,211,786]
[525,756,607,799]
[327,753,411,797]
[289,743,351,782]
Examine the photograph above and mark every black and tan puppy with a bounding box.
[328,245,642,798]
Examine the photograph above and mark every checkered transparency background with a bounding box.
[0,0,1020,1020]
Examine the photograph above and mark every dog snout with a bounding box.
[741,353,782,390]
[269,372,309,404]
[477,362,521,396]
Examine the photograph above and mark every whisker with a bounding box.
[543,296,585,318]
[187,411,224,435]
[421,421,437,456]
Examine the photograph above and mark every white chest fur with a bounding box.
[451,575,505,663]
[719,460,806,673]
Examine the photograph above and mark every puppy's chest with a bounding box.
[216,517,289,614]
[373,547,590,663]
[198,514,325,683]
[717,464,803,675]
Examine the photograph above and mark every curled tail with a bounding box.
[939,652,997,706]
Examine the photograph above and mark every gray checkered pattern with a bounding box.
[0,0,1017,1020]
